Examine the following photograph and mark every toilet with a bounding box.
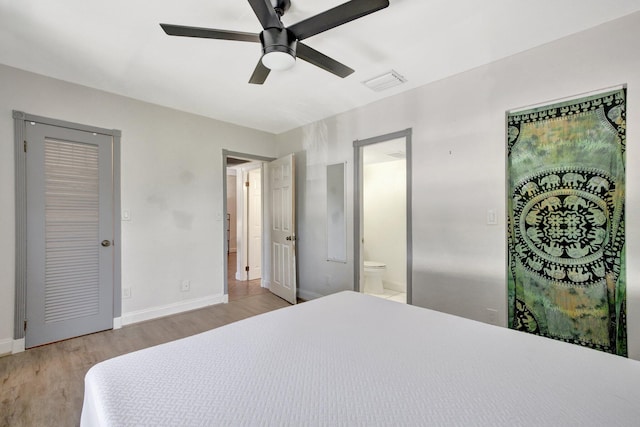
[363,261,387,294]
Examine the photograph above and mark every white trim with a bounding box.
[121,294,226,326]
[0,338,12,356]
[0,338,25,357]
[297,289,324,301]
[261,279,270,289]
[13,338,25,354]
[113,317,122,330]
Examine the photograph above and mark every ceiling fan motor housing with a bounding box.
[260,27,297,58]
[272,0,291,17]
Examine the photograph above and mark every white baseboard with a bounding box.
[297,289,324,301]
[235,272,245,281]
[121,294,226,326]
[0,338,12,356]
[0,338,25,357]
[113,317,122,329]
[13,338,25,354]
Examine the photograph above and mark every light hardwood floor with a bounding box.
[0,263,289,427]
[227,252,270,301]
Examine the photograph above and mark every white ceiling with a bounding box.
[2,1,639,134]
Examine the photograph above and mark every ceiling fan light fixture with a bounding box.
[260,27,297,71]
[262,51,296,71]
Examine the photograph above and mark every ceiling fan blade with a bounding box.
[296,43,354,78]
[288,0,389,41]
[248,0,283,30]
[249,59,271,84]
[160,24,260,43]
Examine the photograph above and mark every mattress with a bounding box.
[81,291,640,426]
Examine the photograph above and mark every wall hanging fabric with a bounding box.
[507,87,626,356]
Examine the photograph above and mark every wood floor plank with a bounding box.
[0,292,290,427]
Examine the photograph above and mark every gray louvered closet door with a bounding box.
[25,122,114,348]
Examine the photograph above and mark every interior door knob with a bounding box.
[101,240,112,247]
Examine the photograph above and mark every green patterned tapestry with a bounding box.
[507,88,627,356]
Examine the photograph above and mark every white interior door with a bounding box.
[247,168,262,280]
[25,122,114,348]
[269,154,296,304]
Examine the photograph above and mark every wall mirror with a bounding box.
[327,162,347,262]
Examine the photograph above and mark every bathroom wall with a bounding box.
[363,159,406,292]
[276,12,640,359]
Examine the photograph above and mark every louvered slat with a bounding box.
[44,139,100,323]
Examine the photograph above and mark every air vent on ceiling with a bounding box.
[362,70,407,92]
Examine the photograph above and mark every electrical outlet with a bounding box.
[122,287,131,298]
[486,308,498,325]
[486,209,498,225]
[180,280,191,292]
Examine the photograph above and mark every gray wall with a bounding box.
[276,13,640,359]
[0,64,276,352]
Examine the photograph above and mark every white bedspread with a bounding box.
[81,291,640,426]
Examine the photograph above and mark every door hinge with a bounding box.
[245,266,249,272]
[24,140,27,152]
[245,181,250,187]
[24,320,27,331]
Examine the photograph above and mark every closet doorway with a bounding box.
[13,111,121,349]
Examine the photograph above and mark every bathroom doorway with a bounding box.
[354,129,412,304]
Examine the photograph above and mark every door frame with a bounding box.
[353,129,413,304]
[222,150,274,295]
[13,110,122,348]
[245,167,263,281]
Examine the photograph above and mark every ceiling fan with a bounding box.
[160,0,390,84]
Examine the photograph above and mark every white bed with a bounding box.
[81,291,640,426]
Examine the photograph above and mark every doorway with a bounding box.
[13,111,121,349]
[354,129,412,304]
[222,150,297,304]
[227,161,263,282]
[225,155,266,300]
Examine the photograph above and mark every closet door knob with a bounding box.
[101,240,112,247]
